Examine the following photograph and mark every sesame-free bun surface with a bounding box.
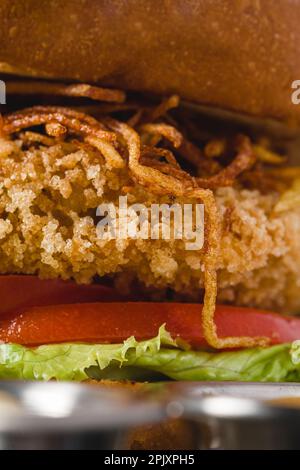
[1,0,300,124]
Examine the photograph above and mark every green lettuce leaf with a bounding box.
[0,326,176,381]
[125,343,300,382]
[1,327,300,382]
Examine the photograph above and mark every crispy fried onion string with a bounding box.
[140,123,183,148]
[2,106,269,349]
[196,135,257,189]
[19,131,56,147]
[4,106,106,129]
[192,187,267,349]
[148,95,180,121]
[141,145,181,168]
[174,135,222,175]
[45,122,67,138]
[85,136,125,169]
[0,107,129,170]
[6,81,126,103]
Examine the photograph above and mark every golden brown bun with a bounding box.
[86,380,196,450]
[0,0,300,125]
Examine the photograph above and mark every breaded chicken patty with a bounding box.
[0,134,299,314]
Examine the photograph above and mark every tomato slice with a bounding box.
[1,302,300,348]
[0,275,124,314]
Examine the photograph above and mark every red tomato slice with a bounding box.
[0,275,124,314]
[1,302,300,348]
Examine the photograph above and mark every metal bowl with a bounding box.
[165,382,300,449]
[3,380,300,449]
[0,380,166,449]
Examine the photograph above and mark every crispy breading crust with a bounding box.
[0,136,299,313]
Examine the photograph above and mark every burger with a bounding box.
[0,0,300,448]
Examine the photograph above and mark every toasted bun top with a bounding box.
[0,0,300,125]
